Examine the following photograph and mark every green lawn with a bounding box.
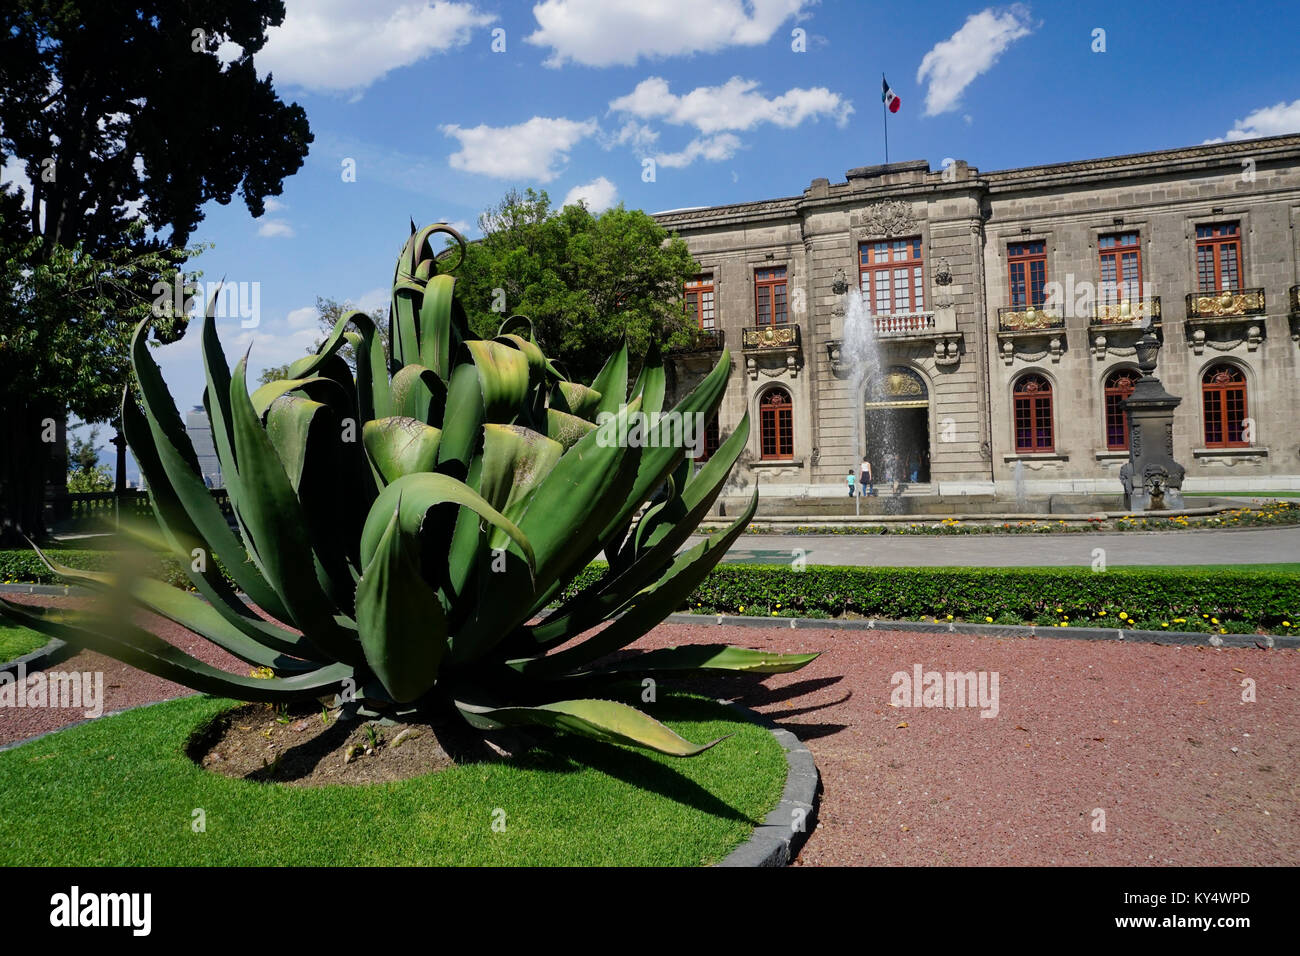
[0,623,47,662]
[0,693,787,867]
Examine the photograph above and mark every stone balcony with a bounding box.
[740,322,801,379]
[996,305,1066,365]
[1183,288,1266,353]
[825,308,962,372]
[666,327,725,355]
[1088,296,1161,359]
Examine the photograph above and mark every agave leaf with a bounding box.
[230,353,362,665]
[355,503,449,703]
[287,309,391,421]
[359,473,535,579]
[478,424,564,519]
[26,546,317,673]
[545,408,596,449]
[391,364,448,425]
[510,486,758,678]
[130,323,291,622]
[629,342,665,417]
[418,274,457,379]
[582,644,819,676]
[436,361,484,475]
[0,598,352,703]
[590,338,629,418]
[363,417,442,485]
[250,376,343,418]
[455,698,725,757]
[550,381,603,421]
[464,340,530,422]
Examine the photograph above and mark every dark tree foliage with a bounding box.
[0,1,313,543]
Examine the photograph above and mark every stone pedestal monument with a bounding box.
[1120,325,1186,512]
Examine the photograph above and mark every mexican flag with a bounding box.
[882,77,901,113]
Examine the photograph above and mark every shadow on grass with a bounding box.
[513,696,767,825]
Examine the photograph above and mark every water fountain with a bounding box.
[840,288,903,513]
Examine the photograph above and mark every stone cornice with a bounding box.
[651,134,1300,232]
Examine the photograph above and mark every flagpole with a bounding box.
[882,72,889,165]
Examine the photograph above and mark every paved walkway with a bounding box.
[687,526,1300,567]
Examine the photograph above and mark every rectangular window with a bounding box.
[754,266,788,326]
[1098,232,1142,303]
[684,274,715,329]
[1195,222,1242,293]
[1007,241,1047,308]
[859,238,924,315]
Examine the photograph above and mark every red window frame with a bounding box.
[759,388,793,460]
[1103,368,1138,451]
[1201,364,1248,448]
[1195,223,1242,293]
[1007,241,1047,309]
[1098,232,1142,303]
[754,266,788,326]
[1013,374,1054,453]
[859,237,925,315]
[684,274,715,330]
[696,415,721,462]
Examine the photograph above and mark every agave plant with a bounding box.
[1,224,816,756]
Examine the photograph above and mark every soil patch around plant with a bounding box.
[189,702,518,787]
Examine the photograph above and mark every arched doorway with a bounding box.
[863,367,930,484]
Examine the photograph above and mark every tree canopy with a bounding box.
[450,189,699,383]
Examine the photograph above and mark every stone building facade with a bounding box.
[655,134,1300,497]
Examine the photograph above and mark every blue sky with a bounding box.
[8,0,1298,473]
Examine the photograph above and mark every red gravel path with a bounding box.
[4,596,1297,866]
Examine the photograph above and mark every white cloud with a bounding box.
[610,76,851,133]
[256,1,495,94]
[563,176,618,212]
[601,121,660,152]
[654,133,742,169]
[526,0,814,67]
[1,155,32,207]
[916,5,1034,116]
[286,306,317,328]
[441,116,598,182]
[1203,99,1300,144]
[263,197,287,213]
[257,218,295,238]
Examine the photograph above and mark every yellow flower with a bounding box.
[1161,622,1169,627]
[946,614,953,620]
[772,611,779,617]
[984,616,993,623]
[1211,617,1219,625]
[1119,612,1128,620]
[1098,611,1107,617]
[738,605,745,613]
[1055,607,1063,613]
[1284,621,1292,627]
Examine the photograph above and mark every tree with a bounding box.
[0,1,313,544]
[66,427,113,493]
[450,189,699,383]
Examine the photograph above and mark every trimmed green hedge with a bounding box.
[6,552,1296,636]
[564,563,1298,635]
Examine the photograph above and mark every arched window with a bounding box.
[696,414,720,462]
[1104,368,1138,451]
[1013,374,1054,453]
[759,388,794,460]
[1202,364,1248,448]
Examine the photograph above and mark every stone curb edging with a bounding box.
[0,584,80,680]
[665,613,1300,650]
[715,700,820,868]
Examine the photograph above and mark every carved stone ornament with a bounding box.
[858,200,916,238]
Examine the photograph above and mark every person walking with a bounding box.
[860,456,874,497]
[846,470,856,497]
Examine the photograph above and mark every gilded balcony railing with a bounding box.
[741,323,801,350]
[997,305,1064,332]
[1091,296,1161,326]
[667,327,725,354]
[1288,284,1299,316]
[1184,288,1265,319]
